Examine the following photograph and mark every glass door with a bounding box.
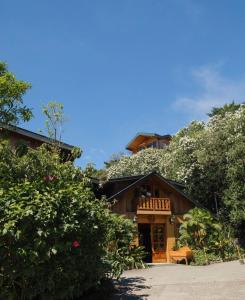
[151,224,166,262]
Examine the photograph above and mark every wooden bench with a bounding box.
[169,246,193,264]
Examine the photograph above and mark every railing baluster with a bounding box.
[137,198,170,211]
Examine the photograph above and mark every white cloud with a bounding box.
[174,64,245,116]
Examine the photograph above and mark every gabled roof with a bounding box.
[106,171,202,209]
[126,132,171,151]
[0,123,75,151]
[105,173,185,188]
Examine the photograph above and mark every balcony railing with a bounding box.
[137,197,171,213]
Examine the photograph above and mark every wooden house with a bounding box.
[0,123,75,159]
[101,172,198,263]
[126,132,171,154]
[99,132,200,263]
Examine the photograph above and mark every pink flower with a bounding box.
[43,175,57,182]
[72,240,80,248]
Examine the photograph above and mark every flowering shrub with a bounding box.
[107,148,168,179]
[0,143,142,299]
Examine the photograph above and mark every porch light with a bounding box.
[169,215,176,224]
[133,215,137,223]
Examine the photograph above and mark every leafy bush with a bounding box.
[178,208,221,250]
[0,142,144,299]
[105,214,146,279]
[178,208,241,265]
[190,250,221,266]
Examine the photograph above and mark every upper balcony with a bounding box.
[137,197,171,215]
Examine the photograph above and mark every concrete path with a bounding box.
[111,261,245,300]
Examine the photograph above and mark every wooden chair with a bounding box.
[169,246,193,264]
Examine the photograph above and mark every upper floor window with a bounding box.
[154,189,160,197]
[139,185,152,197]
[147,141,157,149]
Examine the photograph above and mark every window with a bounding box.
[147,141,157,149]
[140,185,152,197]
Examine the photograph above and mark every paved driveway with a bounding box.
[111,261,245,300]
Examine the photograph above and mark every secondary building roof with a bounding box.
[126,132,171,152]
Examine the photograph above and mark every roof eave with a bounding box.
[107,171,204,210]
[126,132,172,151]
[0,123,75,151]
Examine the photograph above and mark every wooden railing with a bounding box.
[137,197,171,212]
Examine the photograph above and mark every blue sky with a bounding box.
[2,0,245,168]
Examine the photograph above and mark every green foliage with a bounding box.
[178,208,221,250]
[223,134,245,225]
[83,163,107,181]
[207,101,242,117]
[105,214,146,279]
[107,148,167,179]
[70,146,82,160]
[178,208,240,265]
[108,246,146,279]
[42,101,65,141]
[104,152,125,169]
[190,250,221,266]
[0,61,32,125]
[0,142,144,299]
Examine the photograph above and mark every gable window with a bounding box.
[140,185,152,197]
[147,141,157,149]
[154,189,160,197]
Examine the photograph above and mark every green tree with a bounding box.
[42,101,65,141]
[0,61,32,125]
[104,152,125,169]
[207,101,242,117]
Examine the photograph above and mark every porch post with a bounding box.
[166,217,175,263]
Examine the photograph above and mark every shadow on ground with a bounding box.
[111,276,151,299]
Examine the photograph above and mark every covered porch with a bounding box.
[136,197,174,263]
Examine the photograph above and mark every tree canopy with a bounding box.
[207,101,242,117]
[42,101,65,141]
[0,61,32,125]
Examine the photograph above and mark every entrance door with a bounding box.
[152,224,166,262]
[138,224,152,262]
